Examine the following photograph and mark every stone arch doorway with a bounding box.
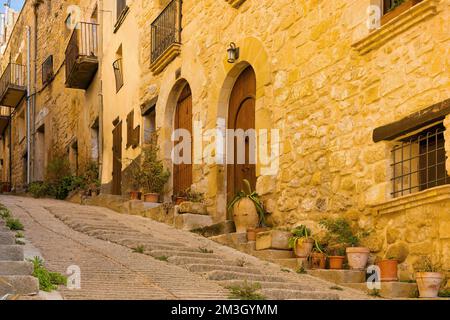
[173,83,193,197]
[227,65,256,205]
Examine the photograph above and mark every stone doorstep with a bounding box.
[343,281,418,298]
[307,269,366,284]
[0,232,15,245]
[0,245,24,261]
[209,232,248,248]
[255,230,291,251]
[174,213,214,231]
[0,276,39,296]
[0,261,34,276]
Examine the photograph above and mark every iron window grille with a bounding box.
[113,58,124,92]
[391,123,449,198]
[42,55,54,85]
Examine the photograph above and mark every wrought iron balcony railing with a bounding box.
[0,63,26,108]
[151,0,182,64]
[65,22,99,89]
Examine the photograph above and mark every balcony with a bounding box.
[0,106,11,134]
[65,22,99,89]
[0,63,26,108]
[150,0,182,74]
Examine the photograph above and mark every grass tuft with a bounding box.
[29,257,67,292]
[227,281,265,300]
[132,245,145,254]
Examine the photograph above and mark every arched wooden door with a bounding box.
[227,66,256,204]
[173,84,193,196]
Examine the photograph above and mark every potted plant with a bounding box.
[227,179,267,233]
[310,242,327,269]
[288,225,315,258]
[173,189,188,205]
[414,257,444,298]
[140,135,170,203]
[124,157,143,200]
[377,256,399,282]
[319,218,370,270]
[326,246,346,270]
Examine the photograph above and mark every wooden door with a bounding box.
[173,84,192,196]
[112,121,122,195]
[227,66,256,204]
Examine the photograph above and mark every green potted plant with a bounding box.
[124,157,143,200]
[377,255,399,282]
[140,135,170,203]
[227,179,267,233]
[414,257,444,298]
[319,218,370,270]
[326,246,346,270]
[288,225,315,258]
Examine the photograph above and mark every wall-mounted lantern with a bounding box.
[227,42,240,64]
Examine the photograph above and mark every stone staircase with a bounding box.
[0,220,39,299]
[47,208,376,300]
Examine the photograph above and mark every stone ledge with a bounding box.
[150,43,181,74]
[225,0,247,9]
[352,0,439,55]
[372,185,450,215]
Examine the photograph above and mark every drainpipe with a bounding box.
[26,26,31,185]
[8,113,12,188]
[98,0,104,188]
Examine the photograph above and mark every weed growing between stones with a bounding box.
[6,218,24,231]
[29,257,67,292]
[132,245,145,254]
[198,247,213,254]
[155,255,169,262]
[330,285,343,291]
[227,281,265,300]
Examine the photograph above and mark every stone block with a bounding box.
[0,261,34,275]
[191,220,236,237]
[0,232,15,245]
[307,269,366,284]
[0,245,24,261]
[177,202,208,215]
[210,232,248,248]
[252,249,295,260]
[0,275,39,296]
[174,214,213,231]
[344,281,417,298]
[255,230,291,250]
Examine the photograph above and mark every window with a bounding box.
[42,55,54,86]
[391,123,449,198]
[17,111,25,142]
[113,45,124,92]
[381,0,423,25]
[143,106,156,144]
[126,110,140,149]
[114,0,129,32]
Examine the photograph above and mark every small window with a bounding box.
[391,123,449,198]
[42,55,54,85]
[113,59,124,92]
[143,107,156,144]
[126,110,140,149]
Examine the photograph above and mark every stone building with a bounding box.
[0,0,101,190]
[1,0,449,279]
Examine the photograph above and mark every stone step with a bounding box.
[0,232,15,245]
[148,250,220,259]
[236,242,256,254]
[217,280,317,291]
[272,258,300,270]
[185,264,262,274]
[259,288,339,300]
[174,213,214,231]
[168,256,239,266]
[206,270,287,282]
[251,249,295,260]
[0,261,34,275]
[210,232,248,248]
[118,238,189,249]
[343,281,418,298]
[0,245,24,261]
[0,275,39,296]
[307,269,366,284]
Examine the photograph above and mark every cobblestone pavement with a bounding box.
[0,195,371,300]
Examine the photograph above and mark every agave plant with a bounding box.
[288,225,312,249]
[227,179,267,227]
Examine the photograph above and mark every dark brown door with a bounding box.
[227,66,256,204]
[112,121,122,195]
[173,84,193,196]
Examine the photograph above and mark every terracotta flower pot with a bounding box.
[294,238,314,258]
[346,247,370,270]
[329,256,345,270]
[232,198,259,233]
[175,196,187,205]
[143,193,159,203]
[247,227,270,241]
[378,259,398,282]
[415,272,444,298]
[311,252,326,269]
[129,191,142,200]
